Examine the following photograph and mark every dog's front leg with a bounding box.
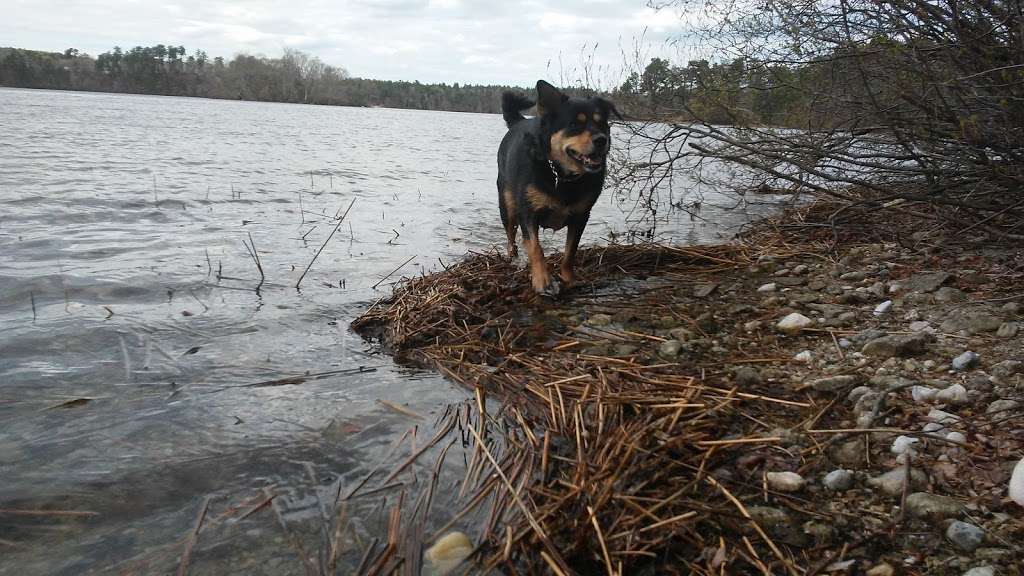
[520,216,559,296]
[559,213,588,286]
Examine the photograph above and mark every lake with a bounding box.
[0,87,768,574]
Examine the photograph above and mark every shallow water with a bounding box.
[0,87,772,574]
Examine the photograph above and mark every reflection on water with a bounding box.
[0,87,770,574]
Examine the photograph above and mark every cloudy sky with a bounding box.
[3,0,695,87]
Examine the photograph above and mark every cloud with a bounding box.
[1,0,690,86]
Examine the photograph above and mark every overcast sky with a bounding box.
[3,0,694,87]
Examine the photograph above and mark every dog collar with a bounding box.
[548,160,583,187]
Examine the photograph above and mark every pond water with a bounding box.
[0,87,771,574]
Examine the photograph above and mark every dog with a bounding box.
[497,80,620,296]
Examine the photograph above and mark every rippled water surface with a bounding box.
[0,88,767,574]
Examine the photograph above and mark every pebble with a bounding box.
[946,520,985,552]
[733,366,762,386]
[743,320,762,331]
[861,332,932,358]
[838,337,853,349]
[936,384,969,405]
[951,351,980,371]
[766,471,805,492]
[793,350,813,363]
[757,282,777,293]
[912,385,938,403]
[823,469,855,491]
[996,321,1019,338]
[1002,301,1022,314]
[962,567,995,576]
[903,492,962,519]
[945,431,966,444]
[922,422,947,434]
[867,467,926,496]
[908,320,932,332]
[1009,457,1024,507]
[934,286,968,303]
[792,264,809,275]
[587,313,612,326]
[840,271,865,281]
[891,435,919,456]
[659,340,683,357]
[848,385,872,403]
[425,532,474,574]
[873,300,893,315]
[928,408,961,425]
[866,564,895,576]
[990,359,1022,379]
[807,374,859,392]
[904,271,953,293]
[776,312,813,335]
[986,399,1019,415]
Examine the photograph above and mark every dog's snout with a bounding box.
[592,134,608,151]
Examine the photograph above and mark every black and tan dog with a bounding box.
[497,80,619,295]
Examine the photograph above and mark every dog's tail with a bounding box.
[501,91,535,128]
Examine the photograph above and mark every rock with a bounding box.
[747,506,790,529]
[936,384,969,405]
[934,286,968,303]
[1009,457,1024,507]
[792,264,809,275]
[659,340,683,357]
[867,467,927,496]
[693,283,718,298]
[766,471,805,492]
[943,311,1003,334]
[912,385,938,403]
[612,344,638,356]
[587,313,612,327]
[774,277,806,287]
[951,351,980,371]
[1003,301,1022,314]
[866,564,895,576]
[743,320,762,332]
[833,439,864,468]
[823,469,855,491]
[861,332,933,358]
[840,271,866,281]
[996,322,1019,338]
[945,431,967,444]
[793,350,813,363]
[425,531,473,574]
[904,271,953,293]
[909,320,932,332]
[757,283,777,293]
[733,366,762,386]
[696,312,719,333]
[891,435,919,456]
[808,375,860,392]
[962,567,996,576]
[848,385,872,403]
[986,399,1019,415]
[928,408,961,425]
[777,313,813,335]
[991,360,1022,379]
[946,520,985,552]
[904,492,962,519]
[874,300,893,316]
[669,327,695,341]
[923,422,947,434]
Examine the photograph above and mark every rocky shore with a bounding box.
[353,206,1024,575]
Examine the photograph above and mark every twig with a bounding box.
[371,255,416,290]
[296,198,356,289]
[177,496,212,576]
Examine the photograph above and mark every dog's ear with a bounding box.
[594,97,623,120]
[536,80,567,117]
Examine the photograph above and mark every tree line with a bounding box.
[0,45,522,113]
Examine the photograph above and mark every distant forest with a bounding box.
[0,45,524,113]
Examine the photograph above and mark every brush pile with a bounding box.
[353,202,1024,574]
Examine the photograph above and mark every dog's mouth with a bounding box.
[566,147,605,173]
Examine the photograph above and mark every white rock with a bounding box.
[908,320,932,332]
[425,532,474,575]
[936,384,969,405]
[962,567,995,576]
[757,283,777,293]
[911,386,938,403]
[777,313,813,335]
[891,435,919,456]
[766,471,805,492]
[1010,457,1024,507]
[927,409,960,425]
[874,300,893,316]
[793,350,813,363]
[945,431,966,444]
[922,422,946,434]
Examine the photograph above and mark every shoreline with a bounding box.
[353,201,1024,574]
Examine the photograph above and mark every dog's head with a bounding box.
[535,80,620,176]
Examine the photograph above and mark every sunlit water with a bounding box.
[0,88,772,574]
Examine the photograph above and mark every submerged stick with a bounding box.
[177,495,212,576]
[242,232,265,291]
[296,198,356,289]
[371,255,416,290]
